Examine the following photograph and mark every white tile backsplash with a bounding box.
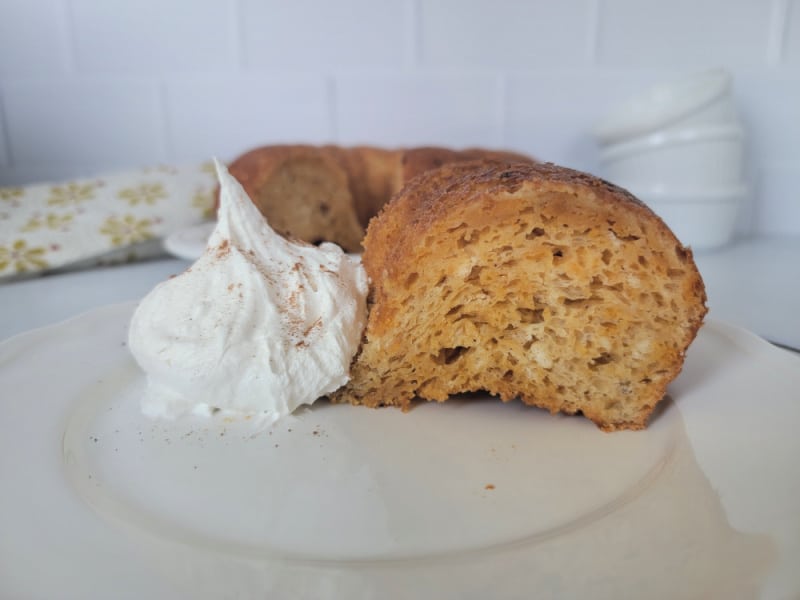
[3,79,164,168]
[419,0,592,68]
[0,0,69,75]
[597,0,772,67]
[504,70,662,171]
[336,74,499,147]
[754,162,800,234]
[735,70,800,164]
[70,0,234,73]
[240,0,406,69]
[165,75,332,162]
[0,0,797,234]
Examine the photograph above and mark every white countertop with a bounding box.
[1,236,799,349]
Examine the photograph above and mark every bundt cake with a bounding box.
[224,145,534,252]
[332,160,707,431]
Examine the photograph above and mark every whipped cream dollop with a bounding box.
[128,160,369,423]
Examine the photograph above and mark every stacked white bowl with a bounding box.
[593,69,746,250]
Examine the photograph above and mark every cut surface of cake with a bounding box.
[332,161,707,431]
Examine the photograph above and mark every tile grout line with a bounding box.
[766,0,790,66]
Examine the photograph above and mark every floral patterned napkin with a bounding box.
[0,162,218,282]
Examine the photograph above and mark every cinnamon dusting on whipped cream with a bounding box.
[127,160,368,424]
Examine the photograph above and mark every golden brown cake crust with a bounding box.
[363,161,654,279]
[335,160,707,431]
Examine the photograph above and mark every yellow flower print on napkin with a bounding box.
[0,163,221,280]
[192,188,216,219]
[118,182,167,206]
[1,187,25,202]
[199,160,218,177]
[100,214,157,247]
[21,212,74,232]
[47,182,97,206]
[0,239,49,274]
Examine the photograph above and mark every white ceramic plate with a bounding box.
[163,222,216,260]
[1,304,798,599]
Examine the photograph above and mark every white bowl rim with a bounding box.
[599,124,744,162]
[593,69,733,144]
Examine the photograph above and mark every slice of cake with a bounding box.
[332,161,707,431]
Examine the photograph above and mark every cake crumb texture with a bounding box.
[332,161,707,431]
